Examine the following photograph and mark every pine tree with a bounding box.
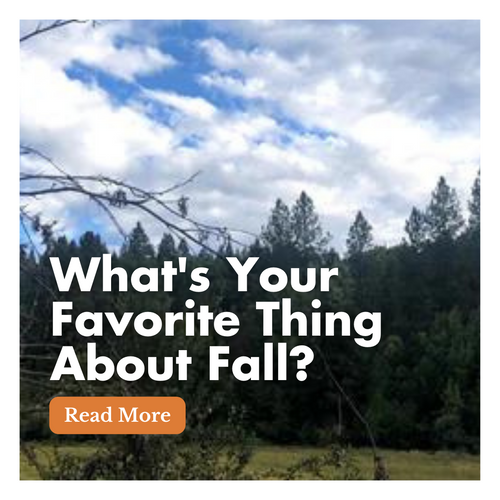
[79,231,108,257]
[346,211,373,257]
[261,198,293,250]
[157,233,177,261]
[177,238,190,256]
[426,176,464,241]
[404,207,428,249]
[121,222,155,261]
[218,238,234,257]
[290,191,328,255]
[468,171,480,232]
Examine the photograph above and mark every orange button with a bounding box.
[50,397,185,434]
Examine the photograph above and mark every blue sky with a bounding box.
[20,20,480,251]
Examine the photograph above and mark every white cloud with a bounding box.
[145,89,217,121]
[20,56,173,175]
[21,21,175,82]
[77,43,175,82]
[197,22,479,239]
[20,21,480,251]
[200,73,268,99]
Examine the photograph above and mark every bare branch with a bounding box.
[20,146,249,253]
[20,20,88,43]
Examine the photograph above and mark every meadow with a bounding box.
[20,443,480,480]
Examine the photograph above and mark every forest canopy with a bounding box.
[20,173,480,452]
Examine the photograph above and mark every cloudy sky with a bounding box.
[20,20,480,251]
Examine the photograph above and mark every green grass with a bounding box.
[20,443,479,480]
[20,443,97,480]
[248,446,479,480]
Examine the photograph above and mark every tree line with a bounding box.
[20,172,480,452]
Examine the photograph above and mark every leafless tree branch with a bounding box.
[20,146,250,253]
[20,20,88,43]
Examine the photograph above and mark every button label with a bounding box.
[50,397,185,434]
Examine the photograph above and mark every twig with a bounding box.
[20,20,87,43]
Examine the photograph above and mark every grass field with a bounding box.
[249,446,479,480]
[20,443,479,480]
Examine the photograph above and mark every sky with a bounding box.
[19,20,480,252]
